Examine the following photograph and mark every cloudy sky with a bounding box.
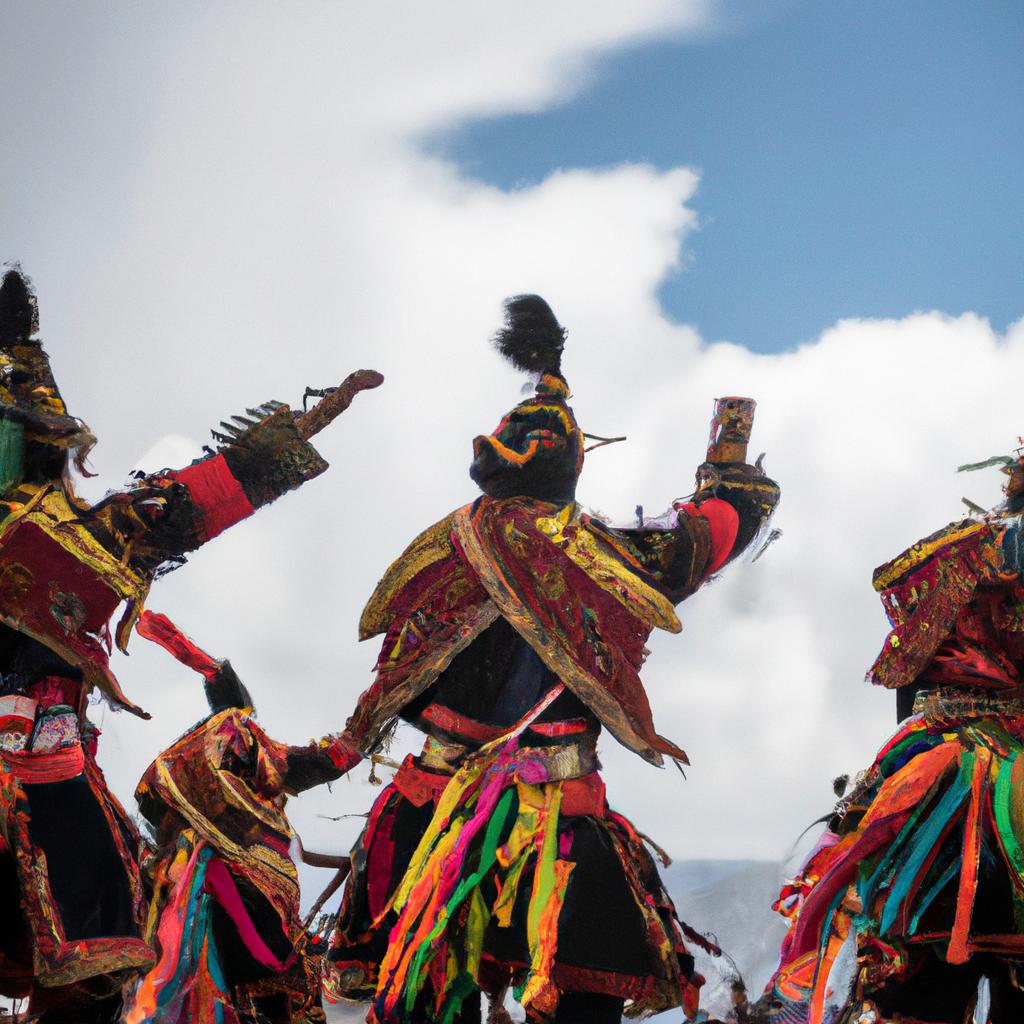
[2,0,1023,893]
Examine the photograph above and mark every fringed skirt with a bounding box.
[325,738,703,1022]
[123,830,308,1024]
[124,835,238,1024]
[765,690,1024,1024]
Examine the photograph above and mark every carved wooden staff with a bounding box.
[300,848,353,931]
[295,368,384,439]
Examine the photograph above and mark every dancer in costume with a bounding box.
[0,268,378,1022]
[123,614,360,1024]
[760,451,1024,1024]
[324,295,780,1023]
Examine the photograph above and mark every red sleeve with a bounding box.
[169,454,255,541]
[677,497,740,575]
[136,610,221,679]
[321,735,364,775]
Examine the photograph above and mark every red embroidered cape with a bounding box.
[867,517,1016,689]
[346,496,694,766]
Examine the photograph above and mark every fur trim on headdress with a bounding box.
[492,294,566,376]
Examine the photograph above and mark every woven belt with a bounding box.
[1,743,85,783]
[913,687,1024,724]
[416,734,599,783]
[418,735,471,774]
[513,740,600,784]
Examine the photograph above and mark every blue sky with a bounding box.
[437,0,1024,352]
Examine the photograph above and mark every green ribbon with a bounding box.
[0,418,24,495]
[957,454,1015,473]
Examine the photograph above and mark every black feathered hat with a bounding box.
[492,294,566,379]
[470,295,583,503]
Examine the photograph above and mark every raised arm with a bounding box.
[135,610,364,792]
[89,370,383,577]
[592,397,780,603]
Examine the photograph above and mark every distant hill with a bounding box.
[657,859,789,1020]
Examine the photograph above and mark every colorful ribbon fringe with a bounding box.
[125,836,235,1024]
[371,732,573,1023]
[769,711,1024,1023]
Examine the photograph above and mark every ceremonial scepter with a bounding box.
[705,395,757,466]
[140,369,385,660]
[295,368,384,439]
[211,368,385,451]
[703,395,782,562]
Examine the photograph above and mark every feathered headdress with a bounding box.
[471,294,581,502]
[958,442,1024,510]
[493,294,566,379]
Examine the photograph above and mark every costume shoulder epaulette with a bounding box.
[872,518,989,592]
[359,511,459,640]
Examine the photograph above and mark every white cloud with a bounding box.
[596,311,1024,858]
[3,1,1023,904]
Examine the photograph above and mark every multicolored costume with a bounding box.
[763,455,1024,1024]
[122,616,357,1024]
[325,296,780,1023]
[0,269,376,1021]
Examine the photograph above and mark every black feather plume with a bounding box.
[0,268,39,341]
[493,294,566,376]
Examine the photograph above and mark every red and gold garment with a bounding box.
[329,479,778,1021]
[325,735,712,1023]
[764,514,1024,1024]
[0,746,152,995]
[345,494,739,765]
[0,413,328,1007]
[125,708,341,1024]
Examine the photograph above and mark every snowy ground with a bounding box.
[322,858,788,1022]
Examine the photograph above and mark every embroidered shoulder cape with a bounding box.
[346,496,690,766]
